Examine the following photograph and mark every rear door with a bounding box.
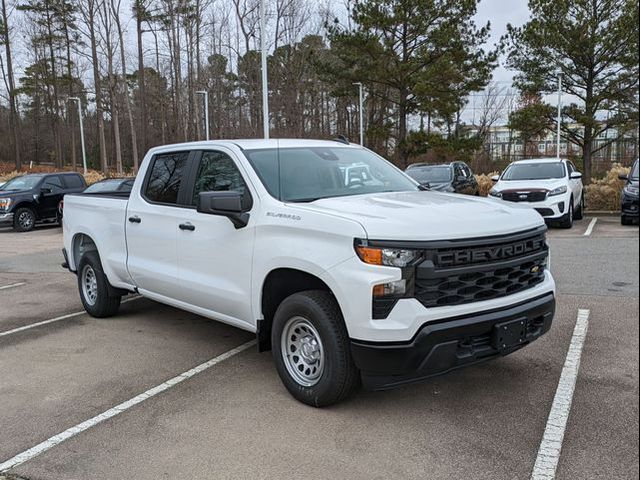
[125,150,194,299]
[175,148,255,327]
[566,161,583,204]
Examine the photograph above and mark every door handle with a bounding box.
[128,216,141,224]
[179,222,195,231]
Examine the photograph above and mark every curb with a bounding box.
[584,210,620,216]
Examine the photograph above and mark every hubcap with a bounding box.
[281,316,325,387]
[81,265,98,306]
[18,212,34,229]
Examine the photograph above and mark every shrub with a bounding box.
[584,163,630,211]
[476,172,499,197]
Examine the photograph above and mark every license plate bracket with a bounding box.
[492,318,528,351]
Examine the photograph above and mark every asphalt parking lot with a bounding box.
[0,217,638,480]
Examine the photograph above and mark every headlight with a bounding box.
[489,188,502,198]
[355,242,420,267]
[624,184,639,196]
[0,198,11,210]
[548,185,567,197]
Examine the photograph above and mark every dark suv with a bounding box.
[619,160,639,225]
[0,172,87,232]
[405,161,479,195]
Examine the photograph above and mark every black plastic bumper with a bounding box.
[621,194,639,217]
[350,293,555,390]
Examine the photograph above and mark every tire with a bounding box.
[621,215,632,226]
[559,199,574,229]
[574,195,584,220]
[77,251,121,318]
[13,207,36,232]
[271,290,360,407]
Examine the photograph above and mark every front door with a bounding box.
[126,151,193,299]
[176,148,255,327]
[40,175,65,218]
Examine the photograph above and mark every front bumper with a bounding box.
[621,193,639,217]
[350,292,555,390]
[492,195,569,219]
[0,212,14,226]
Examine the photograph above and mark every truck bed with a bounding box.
[62,192,133,290]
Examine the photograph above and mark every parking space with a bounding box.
[1,217,638,480]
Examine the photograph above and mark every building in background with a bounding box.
[467,123,638,174]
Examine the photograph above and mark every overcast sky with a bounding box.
[475,0,531,83]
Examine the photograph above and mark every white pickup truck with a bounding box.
[62,139,556,406]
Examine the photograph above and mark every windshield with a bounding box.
[406,166,452,184]
[84,179,133,193]
[0,176,41,191]
[502,162,565,181]
[631,161,639,180]
[243,147,418,202]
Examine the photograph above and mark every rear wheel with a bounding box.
[271,290,360,407]
[13,207,36,232]
[621,215,633,226]
[559,199,574,229]
[77,251,121,318]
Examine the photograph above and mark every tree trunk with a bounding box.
[1,0,21,170]
[113,0,139,171]
[135,1,147,152]
[87,2,108,174]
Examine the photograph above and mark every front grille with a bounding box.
[413,227,548,308]
[502,190,547,203]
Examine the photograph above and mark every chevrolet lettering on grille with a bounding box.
[436,237,545,267]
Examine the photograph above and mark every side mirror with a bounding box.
[618,173,629,181]
[570,172,582,179]
[419,182,431,190]
[197,191,250,229]
[41,187,52,195]
[491,175,500,182]
[456,176,466,183]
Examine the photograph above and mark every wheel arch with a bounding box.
[71,232,99,272]
[257,267,339,352]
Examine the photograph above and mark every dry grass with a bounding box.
[476,172,499,197]
[584,163,630,211]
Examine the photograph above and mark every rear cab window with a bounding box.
[63,174,86,189]
[143,152,190,205]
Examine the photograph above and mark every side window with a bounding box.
[191,151,248,206]
[63,174,85,189]
[144,152,189,204]
[462,164,473,178]
[566,162,574,176]
[454,164,465,179]
[43,175,64,193]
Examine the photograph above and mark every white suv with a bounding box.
[489,158,584,228]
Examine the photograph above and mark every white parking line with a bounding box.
[0,296,141,338]
[0,339,256,472]
[0,282,26,291]
[583,218,598,236]
[531,309,590,480]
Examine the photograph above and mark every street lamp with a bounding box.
[260,0,269,139]
[196,91,210,141]
[353,82,364,145]
[556,69,562,158]
[68,97,87,174]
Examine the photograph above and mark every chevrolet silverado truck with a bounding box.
[62,139,556,407]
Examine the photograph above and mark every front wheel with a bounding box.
[77,251,121,318]
[13,207,36,232]
[621,215,633,226]
[574,195,584,220]
[271,290,360,407]
[559,200,574,229]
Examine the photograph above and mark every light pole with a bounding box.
[196,91,210,141]
[354,82,364,145]
[69,97,87,174]
[260,0,269,139]
[556,70,562,158]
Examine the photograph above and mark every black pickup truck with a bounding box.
[0,172,87,232]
